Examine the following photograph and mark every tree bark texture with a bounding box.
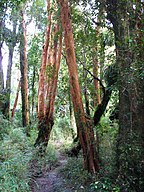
[35,33,62,151]
[20,10,29,130]
[106,1,144,189]
[58,0,99,173]
[38,0,52,121]
[35,2,62,152]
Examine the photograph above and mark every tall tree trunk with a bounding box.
[5,20,17,118]
[83,51,90,116]
[93,3,105,106]
[93,52,101,106]
[20,10,29,132]
[0,6,5,93]
[37,0,52,122]
[35,14,62,153]
[0,43,4,91]
[3,47,14,118]
[0,43,5,115]
[58,0,99,173]
[31,66,36,116]
[106,0,144,189]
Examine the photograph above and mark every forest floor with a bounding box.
[30,141,76,192]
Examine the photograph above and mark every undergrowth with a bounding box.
[0,117,32,192]
[0,115,58,192]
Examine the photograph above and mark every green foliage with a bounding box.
[116,133,144,191]
[0,114,11,139]
[60,157,93,191]
[0,117,32,192]
[51,116,73,141]
[90,179,120,192]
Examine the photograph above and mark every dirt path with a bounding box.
[30,145,74,192]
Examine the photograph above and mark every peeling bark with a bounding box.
[35,9,62,153]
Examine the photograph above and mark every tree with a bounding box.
[58,0,99,173]
[106,0,144,189]
[0,1,6,115]
[35,0,62,152]
[4,10,18,118]
[19,9,29,131]
[0,0,26,118]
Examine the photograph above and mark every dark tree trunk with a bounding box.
[106,1,144,190]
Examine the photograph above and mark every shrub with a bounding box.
[0,117,32,192]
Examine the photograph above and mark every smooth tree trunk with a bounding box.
[0,43,5,115]
[38,0,52,122]
[20,10,29,131]
[83,52,90,116]
[5,20,17,118]
[93,46,101,106]
[0,8,5,93]
[69,90,77,138]
[92,5,105,106]
[0,43,3,91]
[58,0,99,173]
[31,66,36,116]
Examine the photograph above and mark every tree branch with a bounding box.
[83,67,106,96]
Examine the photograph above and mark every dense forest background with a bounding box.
[0,0,143,191]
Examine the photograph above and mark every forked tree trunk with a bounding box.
[35,15,62,153]
[20,10,29,132]
[58,0,99,173]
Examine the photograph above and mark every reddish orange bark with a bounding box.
[58,0,99,173]
[35,11,62,150]
[38,0,52,121]
[45,30,62,120]
[20,10,29,130]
